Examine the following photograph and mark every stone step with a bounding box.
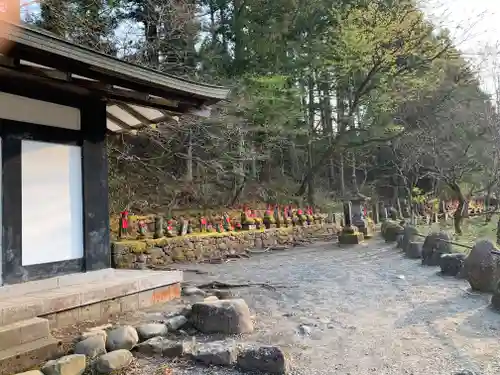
[0,336,63,374]
[0,317,51,352]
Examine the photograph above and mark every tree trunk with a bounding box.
[185,128,193,182]
[496,216,500,245]
[250,142,257,179]
[232,0,245,75]
[144,1,159,68]
[306,74,315,205]
[340,153,345,196]
[351,152,357,193]
[486,186,492,223]
[450,183,465,235]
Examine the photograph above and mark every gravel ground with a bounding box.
[133,238,500,375]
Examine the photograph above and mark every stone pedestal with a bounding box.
[338,227,364,245]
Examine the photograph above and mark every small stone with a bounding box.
[166,315,188,331]
[136,323,168,341]
[182,287,206,296]
[106,326,139,351]
[454,371,479,375]
[237,345,288,374]
[78,329,107,342]
[214,290,233,299]
[190,299,254,334]
[135,337,184,358]
[192,340,237,366]
[204,295,219,302]
[41,354,86,375]
[95,349,133,373]
[298,324,311,335]
[15,371,44,375]
[74,335,106,358]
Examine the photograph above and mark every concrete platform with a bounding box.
[0,269,182,326]
[0,269,182,373]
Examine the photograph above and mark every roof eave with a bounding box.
[1,21,231,102]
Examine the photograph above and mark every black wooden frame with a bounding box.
[0,82,110,284]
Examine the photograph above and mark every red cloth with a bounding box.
[120,211,128,229]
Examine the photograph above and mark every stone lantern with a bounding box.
[350,192,372,238]
[338,192,370,245]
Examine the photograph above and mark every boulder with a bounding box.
[381,220,403,242]
[464,240,500,292]
[237,345,288,374]
[421,232,452,266]
[134,337,184,358]
[402,225,419,253]
[74,335,106,358]
[191,340,237,366]
[41,354,86,375]
[106,326,139,351]
[440,253,467,276]
[136,323,168,341]
[190,299,254,334]
[405,241,423,259]
[95,350,133,373]
[165,315,188,331]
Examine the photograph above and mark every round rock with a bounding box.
[74,335,106,358]
[41,354,86,375]
[464,240,500,292]
[190,298,253,334]
[192,340,237,366]
[439,253,466,276]
[422,232,452,266]
[136,323,168,341]
[237,345,288,374]
[95,349,133,373]
[402,225,419,253]
[106,326,139,351]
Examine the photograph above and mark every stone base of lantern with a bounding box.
[338,226,364,245]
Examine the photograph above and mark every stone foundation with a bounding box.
[112,224,340,269]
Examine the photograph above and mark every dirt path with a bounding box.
[136,239,500,375]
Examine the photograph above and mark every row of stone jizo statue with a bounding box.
[382,220,500,311]
[116,206,329,240]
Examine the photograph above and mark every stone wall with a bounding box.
[112,224,339,269]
